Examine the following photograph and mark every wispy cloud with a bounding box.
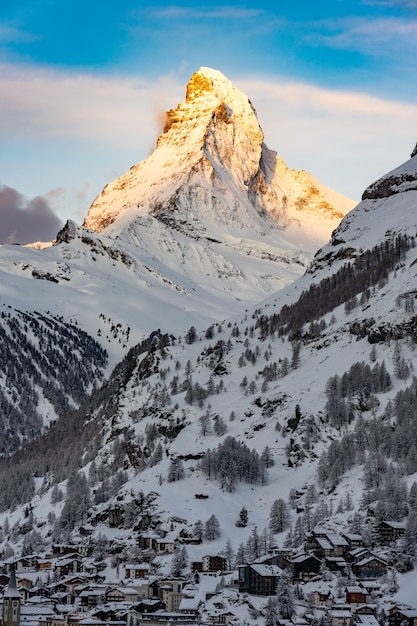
[306,16,417,57]
[0,63,183,147]
[0,24,38,45]
[137,6,266,20]
[364,0,417,8]
[238,75,417,197]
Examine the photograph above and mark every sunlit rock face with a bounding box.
[83,67,354,241]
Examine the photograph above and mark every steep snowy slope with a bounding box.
[82,67,354,313]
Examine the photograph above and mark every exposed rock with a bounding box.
[55,219,78,244]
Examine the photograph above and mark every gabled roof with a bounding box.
[249,563,281,577]
[346,586,367,594]
[394,609,417,618]
[355,555,388,567]
[292,553,321,564]
[379,521,406,530]
[314,537,333,550]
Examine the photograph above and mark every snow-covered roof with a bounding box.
[249,563,281,577]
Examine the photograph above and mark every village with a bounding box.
[2,519,417,626]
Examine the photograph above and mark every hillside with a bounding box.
[0,146,416,623]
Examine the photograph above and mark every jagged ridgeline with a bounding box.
[0,308,108,456]
[255,233,414,340]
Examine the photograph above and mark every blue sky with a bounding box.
[1,0,417,241]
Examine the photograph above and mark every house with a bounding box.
[164,590,186,612]
[106,586,140,603]
[347,548,371,564]
[389,607,417,626]
[356,615,380,626]
[291,554,321,581]
[52,544,84,556]
[137,533,175,556]
[352,555,388,579]
[49,591,73,605]
[16,556,39,573]
[79,587,106,608]
[207,610,235,624]
[81,560,99,577]
[325,556,348,573]
[28,586,51,599]
[310,590,333,607]
[311,536,334,559]
[191,561,203,573]
[16,576,34,590]
[137,533,158,552]
[361,581,382,598]
[61,576,87,594]
[130,599,165,614]
[341,533,364,550]
[345,585,368,605]
[327,608,352,626]
[377,521,406,545]
[124,563,150,579]
[238,563,282,595]
[178,594,202,616]
[154,538,175,555]
[79,524,94,537]
[54,554,82,577]
[311,532,348,559]
[158,580,184,610]
[202,555,227,573]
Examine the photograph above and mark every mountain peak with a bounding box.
[185,67,216,101]
[83,67,353,243]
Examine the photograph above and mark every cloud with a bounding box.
[306,16,417,58]
[0,24,38,45]
[0,63,183,147]
[364,0,417,8]
[136,6,266,20]
[0,185,63,244]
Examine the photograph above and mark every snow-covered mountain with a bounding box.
[0,67,355,450]
[3,68,417,623]
[0,69,353,367]
[84,67,353,239]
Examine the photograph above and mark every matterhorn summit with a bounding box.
[84,67,354,253]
